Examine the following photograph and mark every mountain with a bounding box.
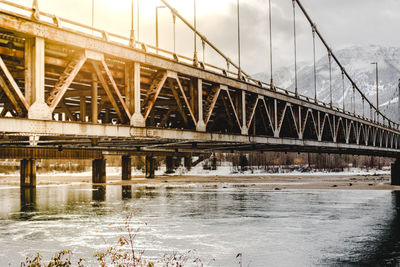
[253,45,400,122]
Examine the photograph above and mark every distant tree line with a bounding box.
[221,152,393,173]
[0,152,393,174]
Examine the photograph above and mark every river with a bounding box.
[0,183,400,266]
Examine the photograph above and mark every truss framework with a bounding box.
[0,9,398,157]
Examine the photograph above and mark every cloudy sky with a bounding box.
[6,0,400,75]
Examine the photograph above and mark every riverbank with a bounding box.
[0,166,397,190]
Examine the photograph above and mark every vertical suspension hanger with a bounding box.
[352,84,355,114]
[341,69,345,112]
[129,0,135,47]
[312,24,317,103]
[193,0,198,65]
[92,0,94,30]
[237,0,241,79]
[137,0,140,41]
[268,0,274,90]
[172,13,176,55]
[362,97,365,118]
[202,39,205,65]
[292,0,298,97]
[370,105,373,121]
[328,50,332,107]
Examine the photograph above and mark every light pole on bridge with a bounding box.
[371,62,379,122]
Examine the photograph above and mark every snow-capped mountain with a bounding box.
[253,45,400,122]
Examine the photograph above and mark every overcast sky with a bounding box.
[6,0,400,75]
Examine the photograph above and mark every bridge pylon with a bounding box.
[391,159,400,186]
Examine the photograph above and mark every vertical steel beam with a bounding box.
[130,62,145,126]
[91,73,98,123]
[241,90,248,135]
[274,99,278,137]
[26,37,52,120]
[80,96,86,122]
[125,62,134,114]
[196,78,206,131]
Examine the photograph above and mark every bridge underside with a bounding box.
[0,117,399,158]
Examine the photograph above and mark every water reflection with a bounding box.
[355,191,400,266]
[92,185,106,202]
[122,185,132,200]
[3,185,400,266]
[19,188,36,220]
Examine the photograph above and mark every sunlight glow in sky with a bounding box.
[3,0,400,76]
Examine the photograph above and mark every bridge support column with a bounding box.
[211,154,217,171]
[145,156,155,179]
[20,159,36,188]
[241,91,248,135]
[121,156,132,180]
[184,156,192,171]
[130,62,145,127]
[391,159,400,186]
[196,79,206,132]
[25,37,52,120]
[166,156,174,174]
[92,158,106,183]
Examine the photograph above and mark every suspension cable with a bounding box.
[292,0,298,97]
[294,0,395,127]
[160,0,250,78]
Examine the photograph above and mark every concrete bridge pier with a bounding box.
[145,156,155,179]
[391,159,400,186]
[92,158,106,183]
[184,156,192,171]
[121,156,132,180]
[20,159,36,188]
[166,156,174,174]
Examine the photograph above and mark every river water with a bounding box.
[0,183,400,266]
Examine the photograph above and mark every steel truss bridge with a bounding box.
[0,0,399,184]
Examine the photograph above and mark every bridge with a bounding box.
[0,0,400,187]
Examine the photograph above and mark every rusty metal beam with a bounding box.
[47,52,87,110]
[168,79,189,127]
[92,61,124,122]
[101,59,131,119]
[0,56,29,111]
